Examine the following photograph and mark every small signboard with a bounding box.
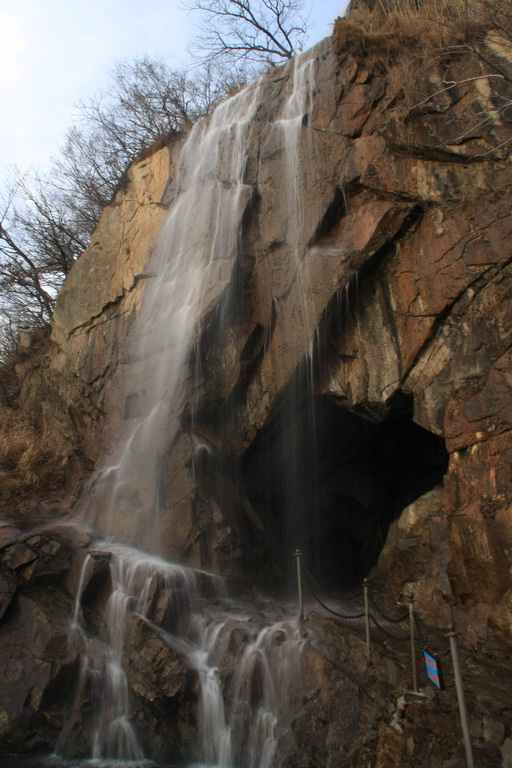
[423,650,444,690]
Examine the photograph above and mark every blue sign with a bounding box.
[424,650,444,689]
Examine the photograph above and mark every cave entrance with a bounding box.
[241,392,448,592]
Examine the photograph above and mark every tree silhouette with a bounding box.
[185,0,308,68]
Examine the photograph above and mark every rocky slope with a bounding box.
[1,12,512,767]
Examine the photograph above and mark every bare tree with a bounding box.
[184,0,308,68]
[13,173,87,276]
[0,192,59,328]
[53,57,242,228]
[0,166,92,332]
[0,56,242,362]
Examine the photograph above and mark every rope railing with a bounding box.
[293,549,474,768]
[307,585,366,620]
[296,551,450,654]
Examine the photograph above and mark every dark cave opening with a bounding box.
[241,392,449,592]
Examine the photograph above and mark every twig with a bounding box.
[408,73,504,112]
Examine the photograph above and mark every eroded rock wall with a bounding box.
[13,32,512,647]
[178,33,511,649]
[16,145,174,482]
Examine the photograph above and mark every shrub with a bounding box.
[335,0,512,57]
[0,405,69,506]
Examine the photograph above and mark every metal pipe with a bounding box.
[447,627,474,768]
[295,549,304,620]
[409,598,418,692]
[363,578,371,663]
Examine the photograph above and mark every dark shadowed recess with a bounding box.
[241,389,448,592]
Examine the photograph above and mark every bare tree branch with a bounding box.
[0,57,241,357]
[184,0,308,68]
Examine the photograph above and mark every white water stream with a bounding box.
[85,75,263,552]
[62,48,319,768]
[64,545,305,767]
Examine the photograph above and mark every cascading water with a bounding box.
[223,621,304,768]
[59,47,321,768]
[268,54,321,585]
[60,546,226,762]
[177,611,304,768]
[61,544,305,767]
[85,78,263,552]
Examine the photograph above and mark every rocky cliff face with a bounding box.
[2,20,512,767]
[16,146,173,475]
[44,29,511,641]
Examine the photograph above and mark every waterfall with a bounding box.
[60,47,321,767]
[71,554,91,627]
[60,546,226,762]
[85,78,263,552]
[60,544,305,767]
[271,54,320,585]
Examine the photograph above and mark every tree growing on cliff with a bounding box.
[184,0,308,68]
[0,197,57,329]
[0,57,240,363]
[0,168,90,339]
[54,58,239,228]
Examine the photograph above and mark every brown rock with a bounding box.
[41,522,92,550]
[13,37,510,631]
[502,738,512,768]
[1,543,38,571]
[0,588,77,748]
[0,567,17,620]
[124,612,188,702]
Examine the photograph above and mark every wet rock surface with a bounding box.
[0,523,88,752]
[0,522,511,765]
[285,609,512,768]
[8,25,508,629]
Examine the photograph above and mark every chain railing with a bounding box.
[293,549,475,768]
[299,557,365,620]
[368,590,408,623]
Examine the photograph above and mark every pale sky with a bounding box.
[0,0,348,184]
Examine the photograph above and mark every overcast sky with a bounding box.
[0,0,348,185]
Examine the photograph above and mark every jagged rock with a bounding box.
[502,738,512,767]
[0,587,78,750]
[1,542,38,571]
[124,612,188,701]
[377,488,453,629]
[0,525,21,548]
[1,534,74,586]
[0,567,17,620]
[14,146,173,476]
[43,522,92,550]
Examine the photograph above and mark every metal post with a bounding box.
[447,627,474,768]
[363,578,371,663]
[408,597,418,692]
[294,549,304,620]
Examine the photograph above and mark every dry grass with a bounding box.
[0,405,69,506]
[335,0,512,59]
